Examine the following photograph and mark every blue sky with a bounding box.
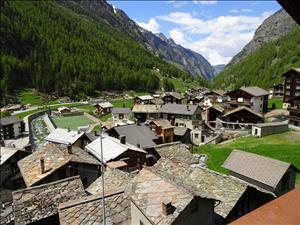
[109,1,282,65]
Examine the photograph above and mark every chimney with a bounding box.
[120,135,126,144]
[137,143,141,148]
[67,144,72,154]
[187,105,190,111]
[40,158,45,174]
[162,199,175,216]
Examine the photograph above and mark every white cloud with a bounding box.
[137,18,160,33]
[241,8,253,13]
[157,11,273,64]
[166,1,188,8]
[192,1,218,5]
[230,9,239,13]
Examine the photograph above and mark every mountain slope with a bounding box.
[0,0,190,98]
[226,9,298,68]
[213,27,300,90]
[59,0,216,79]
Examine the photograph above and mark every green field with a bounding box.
[268,97,283,109]
[111,98,133,108]
[195,131,300,184]
[17,88,58,105]
[51,115,94,130]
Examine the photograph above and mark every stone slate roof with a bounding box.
[163,92,183,100]
[112,107,131,114]
[222,150,293,188]
[132,104,160,113]
[160,103,199,116]
[150,158,252,219]
[0,116,22,126]
[59,192,130,225]
[12,176,86,225]
[223,106,262,118]
[155,142,198,165]
[45,128,85,145]
[86,168,134,195]
[18,143,100,187]
[0,147,20,166]
[239,86,269,97]
[150,119,174,129]
[109,124,158,149]
[129,168,194,225]
[174,126,189,136]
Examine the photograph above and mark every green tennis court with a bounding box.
[51,115,94,130]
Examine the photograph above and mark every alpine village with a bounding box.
[0,1,300,225]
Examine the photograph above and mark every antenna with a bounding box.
[100,123,106,225]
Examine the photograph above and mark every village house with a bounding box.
[133,95,153,104]
[0,116,25,140]
[132,104,160,122]
[0,146,30,187]
[45,128,89,148]
[59,192,130,225]
[251,121,289,137]
[160,103,202,125]
[286,95,300,126]
[204,104,225,123]
[223,150,298,196]
[85,134,147,172]
[204,89,226,104]
[282,67,300,108]
[270,83,284,97]
[57,106,71,114]
[225,86,269,113]
[188,95,204,105]
[162,92,184,104]
[12,176,86,225]
[174,126,191,143]
[229,187,300,225]
[130,167,216,225]
[151,158,274,225]
[94,101,113,115]
[148,119,174,144]
[222,106,263,124]
[17,143,101,187]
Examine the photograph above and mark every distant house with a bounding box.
[270,83,284,97]
[149,119,174,144]
[111,107,131,121]
[133,95,153,104]
[45,128,89,148]
[189,95,204,105]
[282,67,300,108]
[223,150,299,196]
[130,167,216,225]
[286,95,300,126]
[226,86,269,113]
[0,116,25,140]
[95,101,113,115]
[132,104,160,122]
[0,147,30,187]
[252,121,288,137]
[162,92,183,104]
[205,89,226,103]
[205,104,225,123]
[57,106,71,114]
[18,143,101,187]
[223,106,263,124]
[12,176,86,225]
[229,187,300,225]
[174,126,191,143]
[160,103,202,124]
[85,134,147,172]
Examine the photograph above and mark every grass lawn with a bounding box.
[111,98,133,108]
[100,113,112,122]
[268,97,283,109]
[17,88,58,105]
[52,115,94,130]
[194,131,300,184]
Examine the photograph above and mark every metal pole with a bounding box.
[100,124,106,225]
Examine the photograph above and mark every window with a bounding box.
[194,133,199,139]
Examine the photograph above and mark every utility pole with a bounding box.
[100,123,106,225]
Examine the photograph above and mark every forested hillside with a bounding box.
[0,1,190,99]
[213,27,300,90]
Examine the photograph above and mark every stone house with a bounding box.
[95,101,113,115]
[132,104,160,122]
[223,150,299,196]
[111,107,131,121]
[12,176,86,225]
[251,121,288,137]
[225,86,269,113]
[204,104,225,123]
[133,95,154,104]
[0,116,25,140]
[18,143,101,188]
[0,146,30,187]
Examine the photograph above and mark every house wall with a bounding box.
[130,201,153,225]
[252,124,288,137]
[283,71,300,103]
[224,110,262,123]
[0,121,24,140]
[112,113,131,121]
[275,166,297,196]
